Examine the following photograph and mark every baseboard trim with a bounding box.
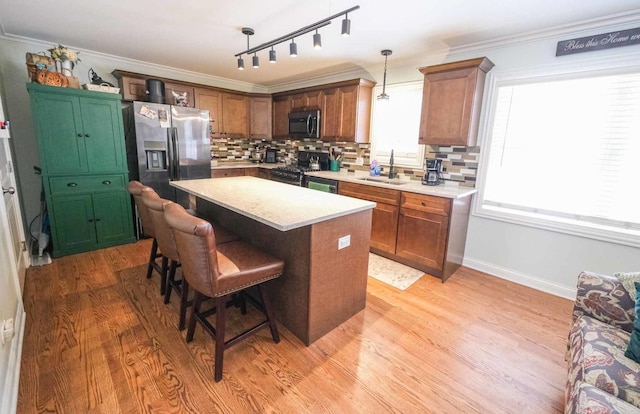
[463,257,577,300]
[1,302,25,414]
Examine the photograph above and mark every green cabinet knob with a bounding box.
[102,180,111,185]
[67,183,77,187]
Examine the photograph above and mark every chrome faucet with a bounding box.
[388,149,397,179]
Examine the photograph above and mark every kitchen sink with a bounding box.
[357,177,408,185]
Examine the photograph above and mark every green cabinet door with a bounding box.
[92,191,132,246]
[32,93,87,174]
[50,194,96,253]
[80,97,125,172]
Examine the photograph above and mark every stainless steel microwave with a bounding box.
[288,110,320,139]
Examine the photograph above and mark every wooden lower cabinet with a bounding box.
[338,181,472,282]
[49,188,133,257]
[211,167,260,178]
[258,168,271,180]
[396,208,449,271]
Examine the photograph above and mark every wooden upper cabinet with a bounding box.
[249,96,272,140]
[118,76,146,101]
[221,93,249,138]
[165,82,195,108]
[305,90,322,109]
[194,88,222,137]
[418,57,494,146]
[290,93,308,110]
[321,87,340,141]
[272,96,291,139]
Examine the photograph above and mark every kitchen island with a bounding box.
[171,177,375,345]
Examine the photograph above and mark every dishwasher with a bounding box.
[305,176,338,193]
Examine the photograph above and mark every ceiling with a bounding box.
[1,0,639,87]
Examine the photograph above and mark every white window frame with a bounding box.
[370,81,425,169]
[473,52,640,248]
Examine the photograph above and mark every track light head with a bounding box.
[252,54,259,68]
[341,15,351,36]
[313,30,322,49]
[290,40,298,57]
[269,48,276,63]
[237,56,245,70]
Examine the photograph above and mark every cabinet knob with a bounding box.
[102,180,112,185]
[421,202,426,206]
[2,186,15,195]
[85,133,90,137]
[88,219,94,223]
[67,183,78,187]
[77,133,83,137]
[95,218,101,222]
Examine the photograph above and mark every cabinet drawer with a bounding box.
[339,182,400,205]
[211,168,245,178]
[401,192,450,216]
[49,174,126,194]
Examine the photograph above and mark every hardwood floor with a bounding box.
[18,239,573,413]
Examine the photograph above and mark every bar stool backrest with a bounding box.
[164,202,220,298]
[141,190,179,262]
[127,180,156,238]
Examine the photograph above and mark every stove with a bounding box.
[270,150,331,186]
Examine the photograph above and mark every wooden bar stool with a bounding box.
[127,180,166,293]
[141,191,240,330]
[164,202,284,382]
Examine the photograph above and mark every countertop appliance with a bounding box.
[423,158,443,186]
[288,109,320,139]
[265,148,277,163]
[270,150,330,186]
[123,101,211,207]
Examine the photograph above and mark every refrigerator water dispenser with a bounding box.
[143,141,167,171]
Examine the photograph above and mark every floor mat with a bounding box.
[368,253,424,290]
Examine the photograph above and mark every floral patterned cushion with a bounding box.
[568,315,640,410]
[570,382,640,414]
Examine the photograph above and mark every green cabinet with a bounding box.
[27,83,134,257]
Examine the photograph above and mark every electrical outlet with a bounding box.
[338,235,351,250]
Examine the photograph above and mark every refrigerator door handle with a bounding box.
[172,127,180,180]
[166,128,174,180]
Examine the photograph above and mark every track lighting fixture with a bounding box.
[235,5,359,69]
[377,49,392,101]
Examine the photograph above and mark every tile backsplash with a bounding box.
[211,138,479,188]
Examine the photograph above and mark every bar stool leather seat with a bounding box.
[164,202,284,382]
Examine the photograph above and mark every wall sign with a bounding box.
[556,27,640,56]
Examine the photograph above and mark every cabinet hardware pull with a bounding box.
[95,218,101,222]
[85,133,90,137]
[421,202,426,206]
[67,183,77,187]
[2,186,15,195]
[77,133,83,137]
[102,180,112,185]
[88,219,94,223]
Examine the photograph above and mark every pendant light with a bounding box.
[269,47,276,63]
[377,49,392,100]
[290,39,298,57]
[341,13,351,36]
[313,29,322,49]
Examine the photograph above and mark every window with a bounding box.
[370,81,425,168]
[477,67,640,247]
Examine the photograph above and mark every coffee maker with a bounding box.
[422,159,442,186]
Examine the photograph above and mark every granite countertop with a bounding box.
[171,177,375,231]
[305,170,477,199]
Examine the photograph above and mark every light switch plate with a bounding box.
[338,235,351,250]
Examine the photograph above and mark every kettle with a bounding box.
[309,155,320,171]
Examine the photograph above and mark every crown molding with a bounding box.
[0,33,269,93]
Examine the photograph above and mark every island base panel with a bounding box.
[196,200,371,345]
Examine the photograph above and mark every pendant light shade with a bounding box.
[313,30,322,49]
[269,48,276,63]
[252,54,259,68]
[341,14,351,36]
[237,56,245,70]
[290,39,298,57]
[377,49,392,100]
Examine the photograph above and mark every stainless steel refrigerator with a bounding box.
[123,101,211,208]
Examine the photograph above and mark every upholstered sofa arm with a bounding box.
[572,271,635,333]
